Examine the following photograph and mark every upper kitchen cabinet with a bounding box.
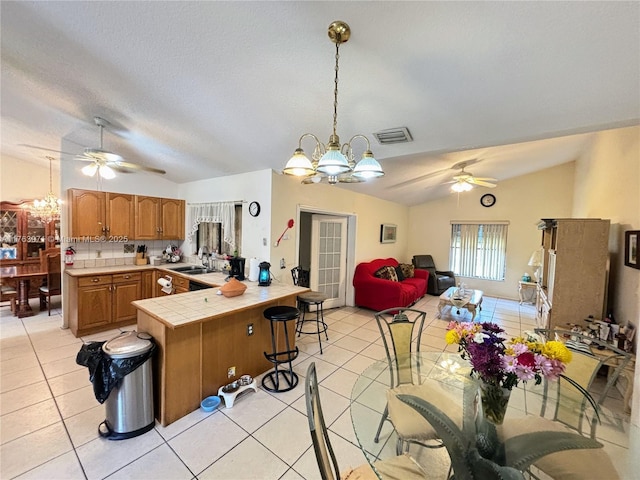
[68,189,134,239]
[134,196,185,240]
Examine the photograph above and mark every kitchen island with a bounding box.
[132,273,308,426]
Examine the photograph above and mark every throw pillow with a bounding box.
[374,265,398,282]
[395,265,406,282]
[399,263,415,278]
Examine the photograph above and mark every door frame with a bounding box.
[295,205,357,307]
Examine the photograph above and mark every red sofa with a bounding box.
[353,258,429,311]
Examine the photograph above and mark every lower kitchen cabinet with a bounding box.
[68,272,143,336]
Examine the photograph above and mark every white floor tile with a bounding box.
[221,388,286,433]
[253,407,312,465]
[105,443,193,480]
[0,380,52,415]
[14,450,85,480]
[0,398,61,444]
[199,436,290,480]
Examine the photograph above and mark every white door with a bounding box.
[310,215,348,310]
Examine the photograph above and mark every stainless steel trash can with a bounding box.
[99,331,154,440]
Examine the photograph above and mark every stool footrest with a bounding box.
[264,347,299,365]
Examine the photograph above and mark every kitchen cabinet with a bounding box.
[141,270,155,299]
[535,218,610,330]
[134,196,185,240]
[68,189,134,239]
[68,271,142,336]
[1,201,59,265]
[154,270,190,296]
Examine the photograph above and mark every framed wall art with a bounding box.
[624,230,639,269]
[380,224,397,244]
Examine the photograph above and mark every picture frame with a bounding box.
[380,224,397,244]
[624,230,639,269]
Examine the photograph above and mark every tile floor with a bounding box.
[0,294,632,479]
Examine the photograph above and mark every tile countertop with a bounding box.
[132,280,309,329]
[65,263,219,285]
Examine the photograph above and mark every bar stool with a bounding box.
[292,267,329,354]
[262,305,300,392]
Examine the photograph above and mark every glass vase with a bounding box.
[479,380,511,425]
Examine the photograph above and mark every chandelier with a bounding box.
[283,21,384,185]
[29,156,62,223]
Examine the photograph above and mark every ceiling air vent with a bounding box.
[373,127,413,145]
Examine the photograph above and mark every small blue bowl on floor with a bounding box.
[200,395,221,412]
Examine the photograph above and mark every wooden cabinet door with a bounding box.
[69,189,106,237]
[141,270,155,298]
[135,196,160,239]
[78,284,112,330]
[113,280,142,323]
[161,199,185,239]
[106,192,134,238]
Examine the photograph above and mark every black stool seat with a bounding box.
[296,292,329,354]
[262,306,300,393]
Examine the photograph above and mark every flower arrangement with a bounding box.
[445,321,572,390]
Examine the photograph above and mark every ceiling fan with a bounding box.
[446,162,497,192]
[74,117,166,179]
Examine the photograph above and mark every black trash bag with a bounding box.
[76,340,156,404]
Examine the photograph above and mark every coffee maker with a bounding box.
[229,257,245,280]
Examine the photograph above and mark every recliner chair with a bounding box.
[412,255,456,295]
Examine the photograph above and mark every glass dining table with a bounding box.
[350,352,608,479]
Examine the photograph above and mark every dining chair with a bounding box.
[39,252,61,315]
[0,284,18,315]
[533,328,632,438]
[374,307,461,455]
[305,362,427,480]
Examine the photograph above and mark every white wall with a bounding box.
[407,162,576,299]
[177,169,272,264]
[1,156,60,202]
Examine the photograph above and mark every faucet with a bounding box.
[201,246,209,267]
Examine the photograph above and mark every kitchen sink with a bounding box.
[170,265,214,275]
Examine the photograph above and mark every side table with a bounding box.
[518,281,537,304]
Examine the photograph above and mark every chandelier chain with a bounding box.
[332,41,340,138]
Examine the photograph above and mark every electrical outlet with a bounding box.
[227,366,236,378]
[280,258,285,269]
[247,323,254,336]
[263,238,267,246]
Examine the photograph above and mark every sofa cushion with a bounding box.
[375,265,398,282]
[398,263,415,278]
[395,265,406,282]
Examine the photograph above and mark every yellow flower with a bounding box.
[445,329,460,345]
[543,341,572,363]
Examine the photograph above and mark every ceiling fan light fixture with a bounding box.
[451,181,473,192]
[284,21,383,184]
[99,164,116,180]
[81,163,98,177]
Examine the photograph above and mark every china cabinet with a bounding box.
[535,218,610,330]
[0,201,60,265]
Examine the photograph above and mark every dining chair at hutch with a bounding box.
[39,251,61,315]
[374,307,461,455]
[305,362,427,480]
[0,284,18,315]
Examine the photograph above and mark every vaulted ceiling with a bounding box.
[2,1,638,205]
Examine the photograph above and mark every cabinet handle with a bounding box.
[124,275,130,279]
[92,278,99,282]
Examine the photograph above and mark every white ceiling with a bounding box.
[2,1,638,206]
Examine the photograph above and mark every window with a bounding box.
[196,204,242,256]
[449,222,508,281]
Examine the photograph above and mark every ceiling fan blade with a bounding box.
[472,176,498,182]
[388,167,451,189]
[112,161,166,175]
[19,144,78,156]
[469,179,497,188]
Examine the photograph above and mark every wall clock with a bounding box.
[249,201,261,217]
[480,193,496,208]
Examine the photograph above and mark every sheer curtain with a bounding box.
[187,202,236,247]
[450,222,509,280]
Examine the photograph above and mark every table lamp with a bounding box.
[528,248,543,283]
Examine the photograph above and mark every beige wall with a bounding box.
[571,125,640,426]
[407,162,576,299]
[1,156,60,203]
[270,173,410,288]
